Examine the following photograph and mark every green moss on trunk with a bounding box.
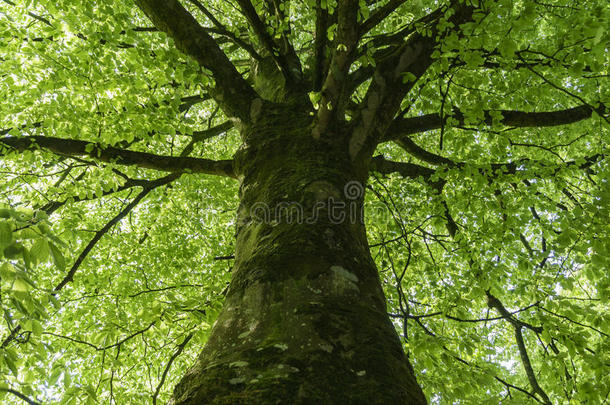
[170,104,427,404]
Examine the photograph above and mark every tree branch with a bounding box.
[383,104,604,142]
[264,0,301,66]
[235,0,299,85]
[38,166,186,217]
[406,314,545,404]
[539,306,609,337]
[487,292,552,405]
[393,135,454,167]
[382,131,605,178]
[349,1,475,161]
[53,174,178,291]
[370,155,435,179]
[186,0,262,61]
[486,293,543,334]
[0,325,20,348]
[45,314,162,351]
[494,376,545,404]
[191,121,234,144]
[0,388,41,405]
[178,94,210,112]
[1,0,52,27]
[152,333,193,405]
[0,136,236,178]
[40,177,149,216]
[360,0,406,37]
[517,55,610,125]
[134,0,258,121]
[312,0,330,92]
[312,0,360,139]
[358,5,445,52]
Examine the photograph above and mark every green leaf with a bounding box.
[49,242,66,271]
[0,1,608,403]
[0,262,16,279]
[3,242,23,259]
[30,238,50,262]
[3,351,18,376]
[499,37,517,58]
[31,319,43,336]
[12,278,30,292]
[49,368,63,385]
[0,220,12,247]
[401,72,417,83]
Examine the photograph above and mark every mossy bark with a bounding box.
[170,103,427,404]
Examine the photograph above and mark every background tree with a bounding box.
[0,0,608,403]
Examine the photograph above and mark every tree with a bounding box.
[0,0,608,403]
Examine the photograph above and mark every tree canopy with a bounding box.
[0,0,608,403]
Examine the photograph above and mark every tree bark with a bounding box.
[170,103,427,404]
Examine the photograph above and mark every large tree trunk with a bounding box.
[170,104,427,404]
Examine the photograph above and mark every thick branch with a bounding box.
[264,0,300,63]
[134,0,258,121]
[235,0,299,85]
[513,328,552,405]
[187,0,261,61]
[359,5,445,52]
[192,121,234,143]
[360,0,406,36]
[0,325,21,348]
[178,94,210,112]
[394,136,454,167]
[312,0,360,139]
[312,0,329,91]
[384,104,603,142]
[370,155,435,179]
[0,136,235,178]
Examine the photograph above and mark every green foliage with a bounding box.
[0,0,608,403]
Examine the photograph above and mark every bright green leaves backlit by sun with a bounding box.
[0,0,609,403]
